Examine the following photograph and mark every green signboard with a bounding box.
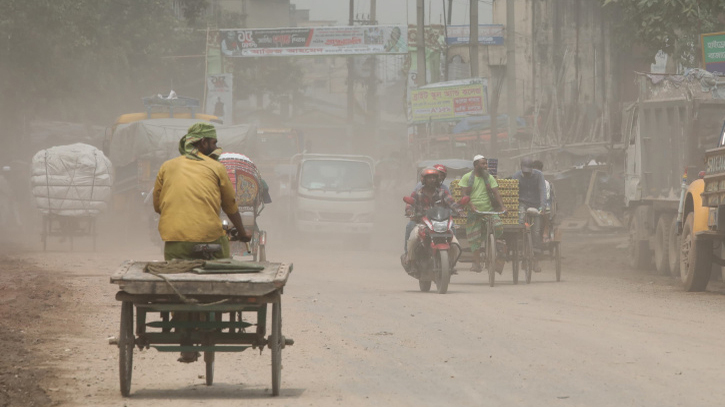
[701,32,725,74]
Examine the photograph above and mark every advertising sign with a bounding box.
[219,25,407,57]
[409,81,487,123]
[445,25,504,45]
[702,32,725,74]
[205,74,233,125]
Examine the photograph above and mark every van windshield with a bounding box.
[300,160,373,191]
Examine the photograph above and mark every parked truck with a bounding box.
[624,74,725,277]
[678,121,725,291]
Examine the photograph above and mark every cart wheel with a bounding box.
[42,216,48,251]
[435,250,450,294]
[511,238,519,285]
[487,234,496,287]
[204,351,215,386]
[418,280,432,292]
[271,300,282,396]
[524,232,533,284]
[119,301,134,397]
[554,243,561,282]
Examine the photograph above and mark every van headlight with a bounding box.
[431,220,448,233]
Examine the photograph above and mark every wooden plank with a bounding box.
[110,261,293,296]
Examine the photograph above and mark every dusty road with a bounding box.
[4,202,725,407]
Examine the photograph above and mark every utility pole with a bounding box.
[506,0,518,146]
[416,0,426,86]
[469,0,478,77]
[367,0,378,156]
[447,0,453,25]
[347,0,355,122]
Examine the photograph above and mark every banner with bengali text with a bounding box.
[218,25,407,57]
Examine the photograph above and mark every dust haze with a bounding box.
[4,1,725,406]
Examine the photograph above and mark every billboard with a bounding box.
[205,74,233,125]
[219,25,407,57]
[702,32,725,74]
[445,25,504,45]
[409,81,487,123]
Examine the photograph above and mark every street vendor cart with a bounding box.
[110,259,294,396]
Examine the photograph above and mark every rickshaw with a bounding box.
[219,153,269,262]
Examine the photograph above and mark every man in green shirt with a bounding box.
[459,155,507,273]
[153,122,251,261]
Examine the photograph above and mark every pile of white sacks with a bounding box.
[30,143,113,217]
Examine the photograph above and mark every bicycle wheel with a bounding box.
[524,230,533,284]
[554,242,561,282]
[511,237,519,284]
[487,233,496,287]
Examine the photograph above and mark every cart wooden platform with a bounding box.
[110,260,294,397]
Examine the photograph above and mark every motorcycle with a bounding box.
[402,196,469,294]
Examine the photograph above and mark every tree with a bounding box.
[0,0,203,158]
[602,0,725,67]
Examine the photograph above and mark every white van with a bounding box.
[291,154,375,245]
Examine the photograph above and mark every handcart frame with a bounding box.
[110,261,293,397]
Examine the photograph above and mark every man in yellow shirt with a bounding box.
[153,122,251,261]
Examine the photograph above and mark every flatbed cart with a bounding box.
[109,260,294,397]
[41,213,97,251]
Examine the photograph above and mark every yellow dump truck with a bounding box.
[679,122,725,291]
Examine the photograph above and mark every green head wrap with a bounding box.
[178,122,221,160]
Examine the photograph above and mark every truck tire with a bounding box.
[654,215,672,275]
[668,216,680,277]
[654,215,672,276]
[629,216,652,270]
[680,212,713,292]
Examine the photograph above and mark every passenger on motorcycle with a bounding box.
[401,168,463,274]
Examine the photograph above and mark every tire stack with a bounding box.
[496,179,519,225]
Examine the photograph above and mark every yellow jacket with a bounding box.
[153,154,238,242]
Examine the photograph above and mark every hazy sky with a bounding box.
[293,0,493,26]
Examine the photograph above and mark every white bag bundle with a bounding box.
[30,143,114,217]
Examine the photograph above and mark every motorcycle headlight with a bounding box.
[432,220,449,233]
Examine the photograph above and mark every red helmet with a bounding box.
[433,164,447,179]
[420,167,439,181]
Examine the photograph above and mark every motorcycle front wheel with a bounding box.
[435,250,451,294]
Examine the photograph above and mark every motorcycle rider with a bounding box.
[401,168,463,275]
[405,164,449,253]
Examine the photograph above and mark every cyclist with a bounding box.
[459,155,507,273]
[512,157,547,272]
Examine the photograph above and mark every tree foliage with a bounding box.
[0,0,206,157]
[601,0,725,66]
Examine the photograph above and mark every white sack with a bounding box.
[31,143,113,217]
